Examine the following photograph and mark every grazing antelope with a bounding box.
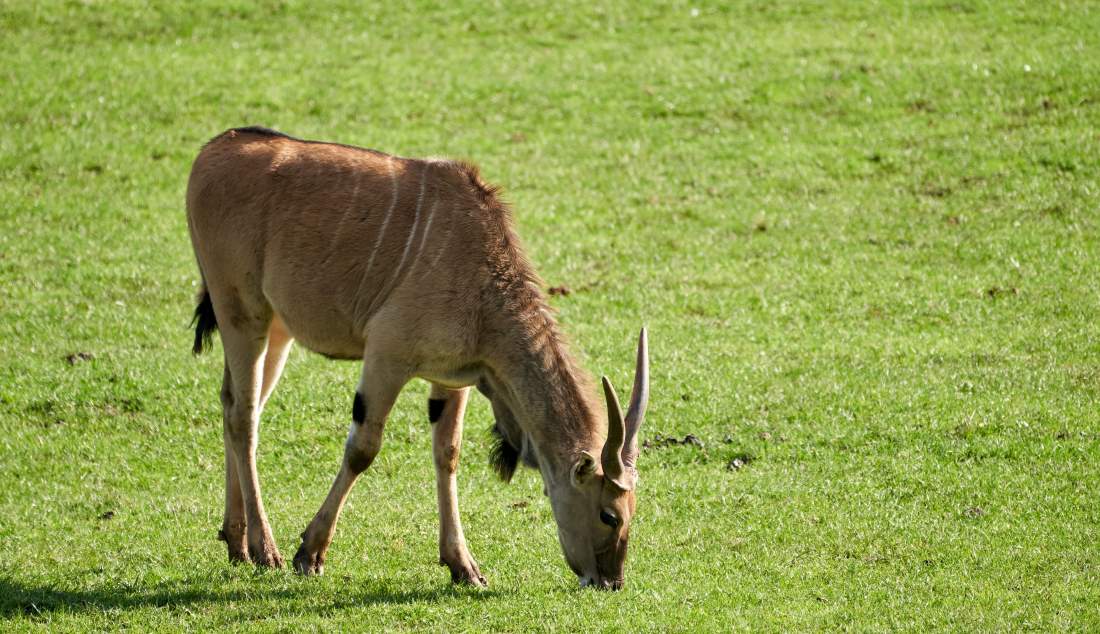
[186,126,649,590]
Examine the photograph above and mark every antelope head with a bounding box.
[549,329,649,590]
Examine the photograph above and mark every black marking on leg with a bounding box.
[352,392,366,425]
[489,424,519,482]
[428,398,446,423]
[347,448,374,474]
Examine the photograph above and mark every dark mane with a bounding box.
[454,160,508,213]
[469,167,601,441]
[489,424,521,482]
[231,125,294,139]
[207,126,388,158]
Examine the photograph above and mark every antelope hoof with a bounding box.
[293,544,325,576]
[248,541,285,569]
[218,528,250,564]
[441,556,487,588]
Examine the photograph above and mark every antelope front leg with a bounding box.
[293,357,406,575]
[429,385,486,587]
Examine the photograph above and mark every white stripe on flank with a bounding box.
[403,167,428,257]
[343,169,364,232]
[363,157,399,277]
[412,195,439,270]
[425,202,454,275]
[349,169,364,206]
[386,164,429,286]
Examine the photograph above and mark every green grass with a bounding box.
[2,0,1099,630]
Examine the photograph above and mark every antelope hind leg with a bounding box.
[219,361,249,562]
[220,315,285,569]
[217,317,292,563]
[258,316,293,412]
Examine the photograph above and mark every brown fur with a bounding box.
[186,127,646,589]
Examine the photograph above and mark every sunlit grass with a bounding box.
[1,0,1099,630]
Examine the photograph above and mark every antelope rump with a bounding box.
[185,127,649,589]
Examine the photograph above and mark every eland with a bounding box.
[186,126,649,589]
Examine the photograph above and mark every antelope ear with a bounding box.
[570,451,598,487]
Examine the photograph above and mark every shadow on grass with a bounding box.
[0,572,500,618]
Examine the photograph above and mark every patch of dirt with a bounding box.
[643,433,704,450]
[918,182,952,198]
[727,452,755,471]
[65,352,94,365]
[102,396,145,415]
[907,98,935,113]
[547,285,571,297]
[25,402,66,428]
[963,506,985,519]
[99,511,115,520]
[985,286,1019,299]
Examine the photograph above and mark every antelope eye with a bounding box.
[599,509,619,528]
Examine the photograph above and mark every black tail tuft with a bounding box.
[489,424,520,483]
[191,288,218,355]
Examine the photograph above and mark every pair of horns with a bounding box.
[601,328,649,490]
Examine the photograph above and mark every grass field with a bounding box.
[2,0,1099,630]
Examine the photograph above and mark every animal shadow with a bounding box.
[0,572,499,618]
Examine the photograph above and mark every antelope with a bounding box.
[186,127,649,590]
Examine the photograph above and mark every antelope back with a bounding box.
[186,128,504,361]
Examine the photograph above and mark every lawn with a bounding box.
[2,0,1099,630]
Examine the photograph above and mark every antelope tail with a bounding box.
[191,284,218,355]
